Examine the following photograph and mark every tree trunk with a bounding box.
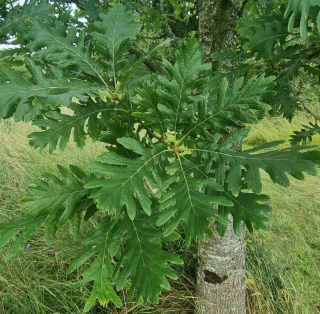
[196,1,246,313]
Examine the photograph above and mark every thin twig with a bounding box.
[139,120,172,147]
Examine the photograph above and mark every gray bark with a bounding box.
[196,218,246,314]
[196,1,246,313]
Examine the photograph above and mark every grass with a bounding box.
[244,112,320,149]
[246,172,320,314]
[245,112,320,314]
[0,113,319,313]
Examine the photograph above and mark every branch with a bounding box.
[129,46,166,74]
[306,49,320,60]
[138,120,172,147]
[239,0,249,17]
[300,101,320,121]
[138,34,167,40]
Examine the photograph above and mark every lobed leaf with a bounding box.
[216,191,273,237]
[0,165,94,259]
[114,213,182,303]
[0,0,52,44]
[86,139,169,220]
[156,37,211,139]
[157,158,232,246]
[197,142,320,195]
[91,4,140,81]
[27,19,104,81]
[28,101,115,153]
[0,59,98,121]
[284,0,320,39]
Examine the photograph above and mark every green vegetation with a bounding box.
[1,117,318,314]
[0,0,320,312]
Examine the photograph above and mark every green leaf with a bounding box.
[238,18,288,61]
[216,192,273,236]
[284,0,320,39]
[0,165,95,259]
[0,59,98,120]
[117,38,170,94]
[86,139,169,219]
[73,243,122,311]
[68,216,122,311]
[28,101,116,153]
[91,4,140,81]
[178,75,275,145]
[69,212,182,308]
[157,157,232,246]
[156,37,211,139]
[211,49,240,62]
[277,57,301,85]
[27,20,105,82]
[290,122,320,145]
[79,0,100,23]
[133,82,166,135]
[270,85,299,121]
[23,165,93,227]
[0,0,52,44]
[197,142,320,195]
[114,213,182,303]
[0,216,46,260]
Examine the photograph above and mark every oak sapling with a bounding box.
[0,1,319,312]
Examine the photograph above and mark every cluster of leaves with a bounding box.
[0,1,319,312]
[211,0,320,144]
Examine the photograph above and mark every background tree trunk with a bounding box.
[196,1,246,313]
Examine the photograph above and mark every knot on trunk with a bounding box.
[204,270,228,284]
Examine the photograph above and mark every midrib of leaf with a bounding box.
[38,108,127,136]
[251,33,287,48]
[182,148,306,187]
[3,86,81,95]
[0,214,47,229]
[131,220,165,287]
[111,11,120,88]
[99,241,108,288]
[176,154,202,223]
[173,59,199,145]
[153,103,165,135]
[1,8,49,30]
[43,29,107,86]
[84,219,118,284]
[131,220,152,285]
[103,149,171,203]
[148,92,165,135]
[185,148,302,162]
[177,96,257,146]
[29,188,86,204]
[174,83,185,145]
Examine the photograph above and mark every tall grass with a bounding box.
[245,112,320,314]
[246,173,320,314]
[0,114,319,313]
[244,112,320,148]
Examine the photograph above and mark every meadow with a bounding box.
[0,112,319,314]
